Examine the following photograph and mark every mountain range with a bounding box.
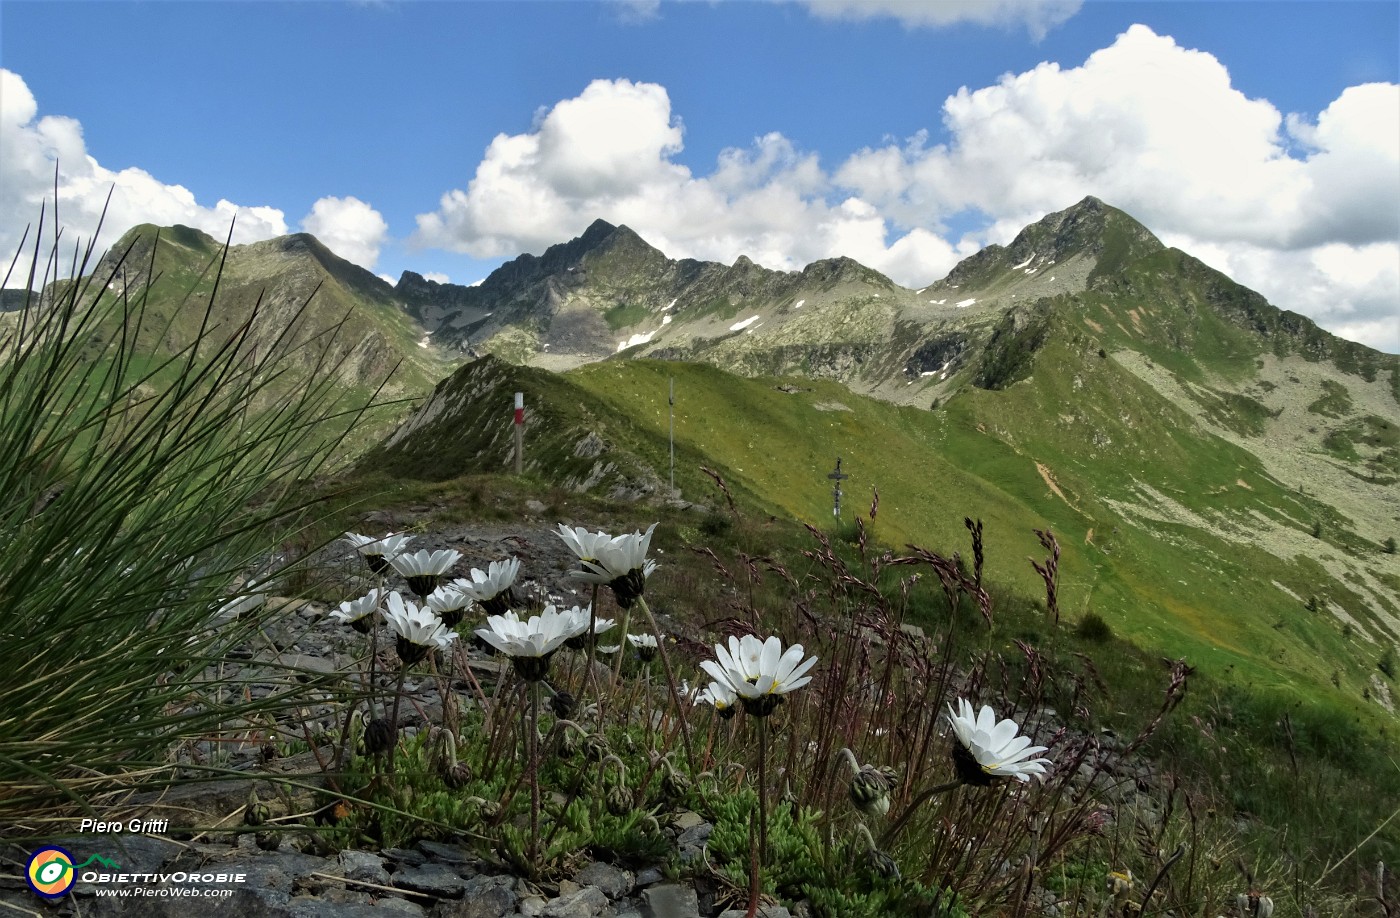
[373,195,1398,712]
[13,196,1397,712]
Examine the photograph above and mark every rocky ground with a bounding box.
[1,513,1162,917]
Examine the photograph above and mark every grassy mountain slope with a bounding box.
[366,351,1398,717]
[45,223,458,452]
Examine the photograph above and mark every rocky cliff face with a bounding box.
[391,197,1242,406]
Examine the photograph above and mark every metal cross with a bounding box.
[827,457,849,518]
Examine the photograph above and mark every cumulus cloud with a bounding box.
[831,24,1399,348]
[610,0,660,24]
[421,272,450,284]
[413,30,1397,351]
[1165,235,1400,354]
[798,0,1081,39]
[300,195,389,270]
[0,68,286,270]
[412,79,967,284]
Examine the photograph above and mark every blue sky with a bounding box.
[2,1,1397,350]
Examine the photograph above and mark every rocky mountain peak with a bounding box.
[939,196,1164,290]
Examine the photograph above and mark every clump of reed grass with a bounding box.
[0,201,379,830]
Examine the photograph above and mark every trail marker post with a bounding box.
[827,457,848,518]
[668,377,675,493]
[513,392,524,475]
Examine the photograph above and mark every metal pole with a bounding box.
[827,458,848,519]
[513,392,524,475]
[668,377,675,493]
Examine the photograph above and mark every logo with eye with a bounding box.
[26,847,77,899]
[25,849,120,899]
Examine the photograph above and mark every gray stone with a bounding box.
[417,839,476,865]
[675,821,711,849]
[717,909,791,918]
[526,500,548,513]
[633,868,663,888]
[675,819,711,865]
[200,852,330,892]
[392,862,467,899]
[375,897,427,915]
[383,847,429,867]
[438,874,517,918]
[545,886,609,917]
[340,849,391,886]
[575,861,634,899]
[641,884,700,918]
[670,810,705,831]
[316,888,373,906]
[257,651,338,682]
[519,896,549,917]
[103,834,183,873]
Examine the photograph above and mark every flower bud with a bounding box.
[865,846,901,881]
[661,768,691,802]
[606,785,632,817]
[551,691,578,719]
[849,765,896,818]
[364,717,396,756]
[583,734,609,762]
[443,761,473,789]
[244,788,270,827]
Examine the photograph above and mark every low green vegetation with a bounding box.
[603,300,652,331]
[1309,379,1355,417]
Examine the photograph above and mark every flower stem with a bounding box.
[880,778,962,848]
[529,680,541,871]
[386,663,409,781]
[757,714,768,867]
[586,583,604,728]
[636,596,696,773]
[610,605,631,687]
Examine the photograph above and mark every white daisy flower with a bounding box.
[390,548,462,597]
[425,584,472,627]
[331,588,384,633]
[701,634,817,698]
[565,524,658,609]
[383,591,457,665]
[561,605,613,650]
[345,532,414,574]
[475,603,581,681]
[699,680,738,719]
[945,698,1051,785]
[627,632,659,662]
[451,557,520,615]
[556,524,614,565]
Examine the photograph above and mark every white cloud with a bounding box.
[300,195,388,270]
[1167,235,1400,354]
[421,271,450,284]
[412,79,964,285]
[610,0,660,24]
[798,0,1081,39]
[0,68,286,269]
[829,24,1399,349]
[413,30,1398,351]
